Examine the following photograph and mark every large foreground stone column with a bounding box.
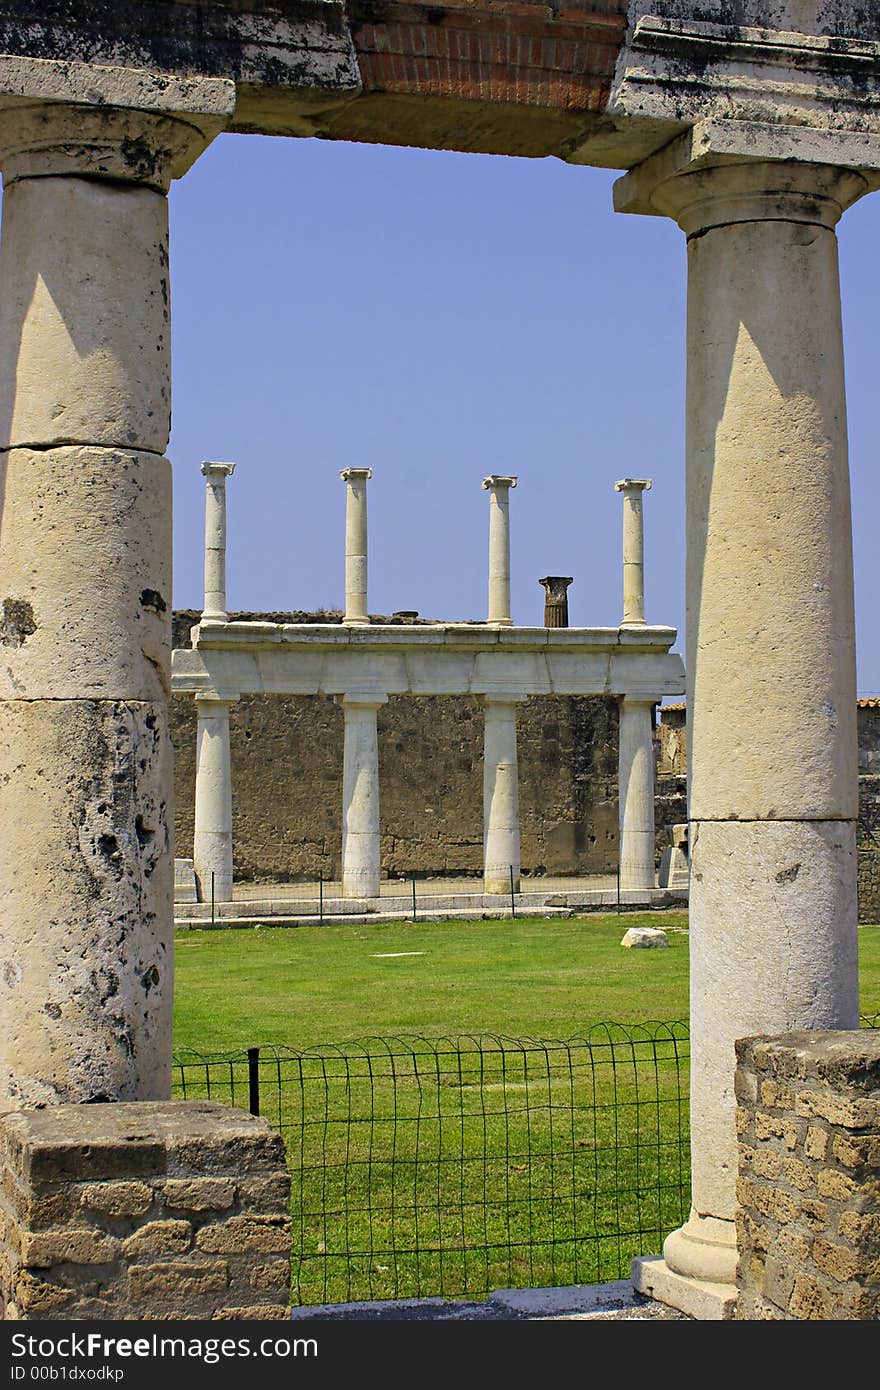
[482,475,517,626]
[193,696,236,905]
[616,146,866,1310]
[201,461,236,622]
[340,467,372,625]
[483,696,524,894]
[618,698,656,891]
[340,694,386,897]
[0,79,232,1107]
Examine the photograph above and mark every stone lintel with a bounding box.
[0,53,235,122]
[614,118,880,220]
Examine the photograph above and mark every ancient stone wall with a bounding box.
[0,1101,291,1321]
[734,1031,880,1321]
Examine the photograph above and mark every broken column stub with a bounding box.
[539,576,573,628]
[617,142,867,1311]
[0,1101,291,1321]
[0,77,233,1109]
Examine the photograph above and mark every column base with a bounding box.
[484,874,520,895]
[632,1256,737,1321]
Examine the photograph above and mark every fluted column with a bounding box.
[341,694,386,897]
[539,576,573,628]
[201,461,235,621]
[340,468,372,625]
[0,76,232,1107]
[193,696,236,904]
[618,698,656,891]
[483,695,525,894]
[616,147,867,1304]
[614,478,652,624]
[482,475,517,625]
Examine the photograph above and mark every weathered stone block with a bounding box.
[0,1101,291,1320]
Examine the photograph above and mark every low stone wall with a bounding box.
[0,1101,291,1321]
[735,1031,880,1320]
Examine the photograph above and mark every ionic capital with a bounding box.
[340,468,372,484]
[614,479,652,495]
[482,475,517,491]
[202,461,237,481]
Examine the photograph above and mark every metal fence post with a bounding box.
[319,872,323,924]
[412,874,417,922]
[247,1046,261,1116]
[211,871,215,930]
[510,864,516,919]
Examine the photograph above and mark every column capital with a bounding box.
[482,475,517,491]
[614,478,652,494]
[614,120,871,236]
[481,692,528,708]
[340,467,372,483]
[337,691,388,709]
[202,461,236,481]
[0,56,234,189]
[195,692,239,710]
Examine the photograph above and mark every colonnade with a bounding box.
[191,467,661,903]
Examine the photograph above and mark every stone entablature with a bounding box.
[0,1101,291,1321]
[172,620,685,702]
[735,1032,880,1321]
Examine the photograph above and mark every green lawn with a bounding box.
[173,913,880,1051]
[171,915,880,1306]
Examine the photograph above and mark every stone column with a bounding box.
[618,698,656,891]
[615,147,867,1308]
[193,696,237,905]
[340,694,386,897]
[483,696,524,894]
[340,467,372,625]
[539,576,573,628]
[0,75,232,1108]
[614,479,652,625]
[201,461,236,622]
[482,475,517,625]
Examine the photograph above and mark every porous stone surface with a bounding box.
[735,1031,880,1320]
[0,447,171,702]
[0,1101,291,1321]
[0,699,172,1108]
[620,927,668,948]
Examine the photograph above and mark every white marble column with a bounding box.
[193,696,236,904]
[202,461,235,621]
[616,149,867,1306]
[0,78,231,1109]
[340,468,372,625]
[341,694,386,897]
[482,475,517,625]
[614,478,652,625]
[618,698,656,891]
[483,696,524,894]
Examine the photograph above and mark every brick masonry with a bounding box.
[0,1102,291,1321]
[734,1031,880,1320]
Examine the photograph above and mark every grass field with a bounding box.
[172,914,880,1305]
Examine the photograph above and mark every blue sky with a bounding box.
[167,133,880,694]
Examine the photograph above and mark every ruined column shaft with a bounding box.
[202,463,235,621]
[483,476,517,626]
[483,698,523,894]
[193,699,235,904]
[614,480,652,625]
[0,92,231,1108]
[618,699,656,891]
[341,469,371,625]
[341,696,385,897]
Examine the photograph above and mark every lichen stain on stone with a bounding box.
[140,589,167,614]
[775,862,802,883]
[0,598,37,647]
[3,960,22,989]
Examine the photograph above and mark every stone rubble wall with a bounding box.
[0,1101,291,1321]
[734,1031,880,1320]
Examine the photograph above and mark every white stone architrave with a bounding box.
[0,57,234,1110]
[616,116,874,1317]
